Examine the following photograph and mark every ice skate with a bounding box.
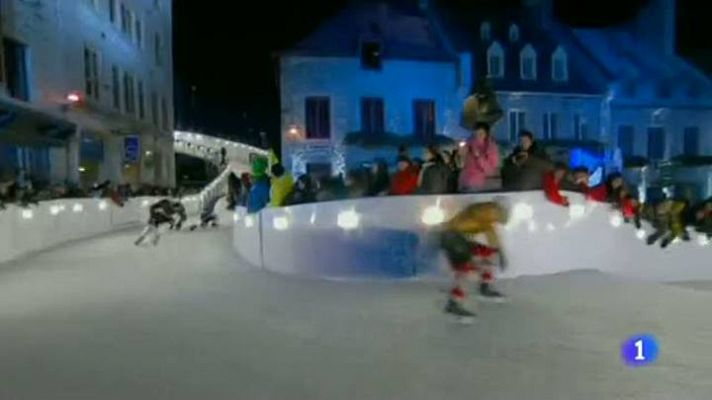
[478,283,508,303]
[444,299,476,323]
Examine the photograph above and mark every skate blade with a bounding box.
[477,295,509,304]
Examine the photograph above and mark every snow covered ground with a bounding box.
[0,227,710,399]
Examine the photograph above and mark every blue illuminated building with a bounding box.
[280,0,712,197]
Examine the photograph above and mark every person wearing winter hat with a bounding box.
[247,157,270,213]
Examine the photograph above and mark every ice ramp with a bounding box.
[233,191,711,282]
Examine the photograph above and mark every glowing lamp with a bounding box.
[459,141,466,148]
[609,213,623,228]
[309,212,317,225]
[21,209,33,219]
[73,203,84,213]
[698,234,710,247]
[569,204,586,220]
[273,216,289,231]
[66,92,81,103]
[546,223,556,232]
[512,202,534,221]
[421,205,445,226]
[245,215,255,228]
[528,221,538,232]
[49,205,62,216]
[636,229,646,240]
[337,210,360,230]
[98,201,108,210]
[233,213,240,222]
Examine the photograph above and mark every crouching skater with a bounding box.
[134,198,186,246]
[439,200,509,322]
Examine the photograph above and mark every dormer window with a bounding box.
[551,46,568,82]
[480,22,491,41]
[487,41,504,78]
[361,41,382,70]
[520,44,537,80]
[509,24,520,42]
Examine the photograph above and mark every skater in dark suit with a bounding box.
[135,199,186,246]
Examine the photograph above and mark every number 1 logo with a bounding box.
[622,334,659,367]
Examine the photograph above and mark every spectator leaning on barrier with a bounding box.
[269,163,294,208]
[418,145,450,195]
[390,156,419,195]
[247,157,270,213]
[367,159,390,197]
[543,163,570,207]
[459,122,500,192]
[502,130,551,190]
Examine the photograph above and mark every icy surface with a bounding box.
[0,228,711,399]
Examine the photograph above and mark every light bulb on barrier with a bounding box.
[49,205,61,216]
[337,209,360,230]
[698,234,710,247]
[421,205,445,226]
[245,215,254,228]
[609,213,623,228]
[273,216,289,231]
[21,209,33,219]
[98,201,108,211]
[569,204,586,220]
[73,203,83,213]
[636,229,646,240]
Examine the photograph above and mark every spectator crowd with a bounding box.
[228,121,712,246]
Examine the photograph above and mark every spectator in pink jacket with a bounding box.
[458,122,500,192]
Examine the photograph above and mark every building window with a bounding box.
[2,38,30,101]
[161,97,169,130]
[361,41,382,70]
[123,72,135,114]
[487,42,504,78]
[683,127,700,156]
[361,97,385,135]
[509,24,520,42]
[413,99,436,142]
[617,125,634,157]
[542,112,558,139]
[552,46,568,82]
[305,97,331,139]
[151,91,159,125]
[480,22,491,41]
[109,0,117,23]
[574,114,589,141]
[111,65,121,109]
[83,47,100,101]
[135,18,143,48]
[520,44,536,80]
[154,33,163,67]
[137,80,145,119]
[508,110,526,142]
[647,127,666,160]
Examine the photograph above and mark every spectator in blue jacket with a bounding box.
[247,157,270,213]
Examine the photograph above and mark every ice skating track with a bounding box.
[0,227,711,399]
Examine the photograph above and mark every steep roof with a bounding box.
[572,27,712,100]
[281,2,455,62]
[436,5,608,95]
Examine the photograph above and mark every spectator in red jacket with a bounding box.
[543,163,569,207]
[390,156,419,195]
[570,167,608,202]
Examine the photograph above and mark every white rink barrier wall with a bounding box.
[233,191,712,282]
[0,197,165,264]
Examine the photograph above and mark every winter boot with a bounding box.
[444,299,476,318]
[479,283,507,302]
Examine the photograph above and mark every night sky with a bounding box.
[172,0,711,144]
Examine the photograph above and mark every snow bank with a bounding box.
[233,191,711,282]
